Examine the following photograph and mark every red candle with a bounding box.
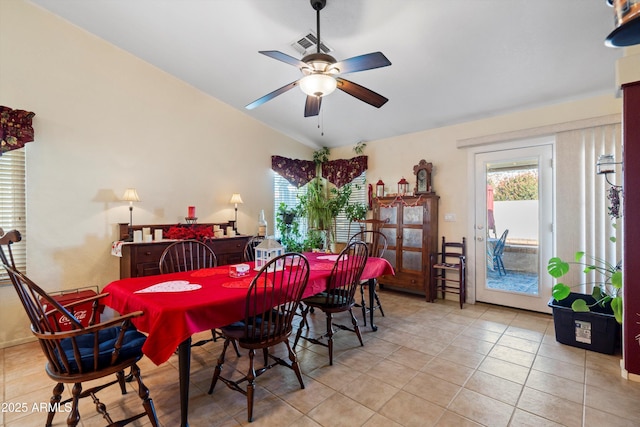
[188,206,196,218]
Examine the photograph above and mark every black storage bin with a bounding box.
[548,292,620,355]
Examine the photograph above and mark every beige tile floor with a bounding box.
[2,290,640,426]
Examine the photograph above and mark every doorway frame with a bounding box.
[465,135,555,308]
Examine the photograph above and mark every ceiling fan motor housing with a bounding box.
[310,0,327,11]
[301,53,338,75]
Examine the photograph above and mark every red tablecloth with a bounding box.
[103,254,393,365]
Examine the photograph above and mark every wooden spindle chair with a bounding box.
[208,252,310,422]
[293,240,369,365]
[0,229,159,427]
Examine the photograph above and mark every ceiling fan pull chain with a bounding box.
[317,104,325,136]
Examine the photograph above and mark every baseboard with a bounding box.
[0,335,36,349]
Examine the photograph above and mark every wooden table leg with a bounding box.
[368,278,378,331]
[178,337,192,427]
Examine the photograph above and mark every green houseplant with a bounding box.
[546,224,622,355]
[345,201,368,239]
[275,202,323,252]
[297,177,352,250]
[547,232,622,324]
[276,203,302,252]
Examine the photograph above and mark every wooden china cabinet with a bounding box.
[373,195,439,300]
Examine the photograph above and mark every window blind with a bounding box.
[334,172,367,243]
[0,149,26,282]
[556,123,622,293]
[273,171,306,239]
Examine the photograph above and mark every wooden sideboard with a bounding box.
[116,223,250,278]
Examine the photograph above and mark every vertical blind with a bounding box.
[555,123,622,293]
[0,149,26,281]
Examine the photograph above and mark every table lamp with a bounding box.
[122,188,140,227]
[229,193,243,233]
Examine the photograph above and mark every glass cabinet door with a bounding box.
[379,205,397,268]
[401,204,424,272]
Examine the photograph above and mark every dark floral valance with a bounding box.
[0,106,35,155]
[322,155,368,188]
[272,155,316,187]
[272,154,368,188]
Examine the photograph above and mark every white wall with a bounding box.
[0,0,313,347]
[0,0,624,347]
[332,94,621,249]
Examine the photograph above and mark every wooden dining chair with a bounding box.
[348,230,388,326]
[159,239,241,355]
[159,239,218,274]
[243,235,265,262]
[0,230,159,427]
[208,252,310,422]
[293,240,369,365]
[430,236,466,308]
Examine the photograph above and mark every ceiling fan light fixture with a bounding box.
[299,73,337,97]
[246,0,390,116]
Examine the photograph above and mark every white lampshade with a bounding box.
[122,188,140,203]
[122,188,140,228]
[229,193,243,205]
[299,74,337,97]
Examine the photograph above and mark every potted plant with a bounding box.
[297,178,353,251]
[547,227,622,354]
[275,202,325,252]
[345,201,368,239]
[275,203,301,251]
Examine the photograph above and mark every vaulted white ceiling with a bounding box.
[30,0,622,149]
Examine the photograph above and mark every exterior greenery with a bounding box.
[490,172,538,201]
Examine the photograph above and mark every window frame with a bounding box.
[0,149,27,283]
[273,171,367,245]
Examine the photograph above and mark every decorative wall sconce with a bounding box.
[596,154,622,187]
[397,177,409,196]
[596,154,623,219]
[376,179,385,198]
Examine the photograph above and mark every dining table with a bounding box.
[102,252,394,427]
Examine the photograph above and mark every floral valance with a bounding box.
[322,155,368,188]
[0,106,35,155]
[271,155,316,187]
[272,155,368,188]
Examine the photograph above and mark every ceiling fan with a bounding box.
[245,0,391,117]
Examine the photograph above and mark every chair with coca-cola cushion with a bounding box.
[0,229,159,427]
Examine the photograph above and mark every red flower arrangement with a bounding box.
[164,225,215,241]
